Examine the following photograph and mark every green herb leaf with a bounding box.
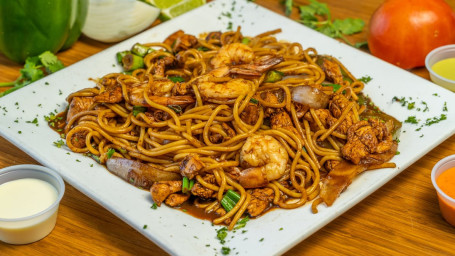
[249,98,259,104]
[151,203,158,209]
[358,75,372,84]
[354,41,368,49]
[169,76,185,83]
[132,106,147,117]
[332,18,365,35]
[322,83,341,92]
[106,148,115,159]
[284,0,293,16]
[39,51,65,73]
[217,227,228,244]
[404,116,418,124]
[168,105,182,113]
[234,216,249,230]
[53,139,65,148]
[221,247,231,255]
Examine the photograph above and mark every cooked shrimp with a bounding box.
[128,81,195,107]
[211,43,255,68]
[196,56,283,103]
[198,78,253,103]
[239,134,289,188]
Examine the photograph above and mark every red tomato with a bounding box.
[368,0,455,69]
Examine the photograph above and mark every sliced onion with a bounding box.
[82,0,160,43]
[291,85,330,109]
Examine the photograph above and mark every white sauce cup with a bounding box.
[0,165,65,244]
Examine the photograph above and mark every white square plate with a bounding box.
[1,0,454,255]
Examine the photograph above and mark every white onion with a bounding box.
[291,85,330,109]
[82,0,160,43]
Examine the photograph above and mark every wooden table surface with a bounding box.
[1,0,455,255]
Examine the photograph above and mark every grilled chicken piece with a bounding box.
[66,96,95,122]
[247,188,274,217]
[150,181,183,206]
[179,154,205,180]
[342,119,395,165]
[319,57,343,85]
[240,103,260,125]
[191,174,217,199]
[165,193,190,207]
[94,85,123,103]
[163,30,198,52]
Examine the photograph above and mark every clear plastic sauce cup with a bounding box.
[0,165,65,244]
[431,155,455,227]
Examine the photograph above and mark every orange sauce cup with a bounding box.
[431,155,455,227]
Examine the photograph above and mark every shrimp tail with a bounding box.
[238,167,269,188]
[230,56,284,76]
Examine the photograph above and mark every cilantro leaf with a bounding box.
[308,0,330,16]
[0,51,64,97]
[332,18,365,35]
[39,51,65,73]
[294,0,365,48]
[169,76,185,83]
[106,148,115,159]
[358,75,372,84]
[284,0,293,16]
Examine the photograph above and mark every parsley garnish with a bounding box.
[132,106,147,117]
[53,139,65,148]
[106,148,115,159]
[358,75,372,84]
[168,105,182,113]
[26,117,39,126]
[404,116,418,124]
[169,76,185,83]
[151,203,158,209]
[289,0,365,48]
[0,51,64,97]
[217,227,228,244]
[249,98,259,104]
[143,225,147,229]
[234,216,249,230]
[221,247,231,255]
[424,114,446,126]
[323,83,341,92]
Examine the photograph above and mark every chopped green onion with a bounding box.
[189,179,195,190]
[122,54,144,71]
[131,43,153,57]
[87,153,101,164]
[264,70,284,83]
[182,176,190,193]
[225,189,240,203]
[132,106,147,117]
[169,76,185,83]
[221,189,241,212]
[234,216,249,230]
[241,37,251,45]
[116,51,130,64]
[249,98,259,104]
[322,83,341,92]
[197,46,210,52]
[221,196,236,212]
[106,148,115,159]
[168,105,182,113]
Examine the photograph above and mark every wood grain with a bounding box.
[1,0,455,255]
